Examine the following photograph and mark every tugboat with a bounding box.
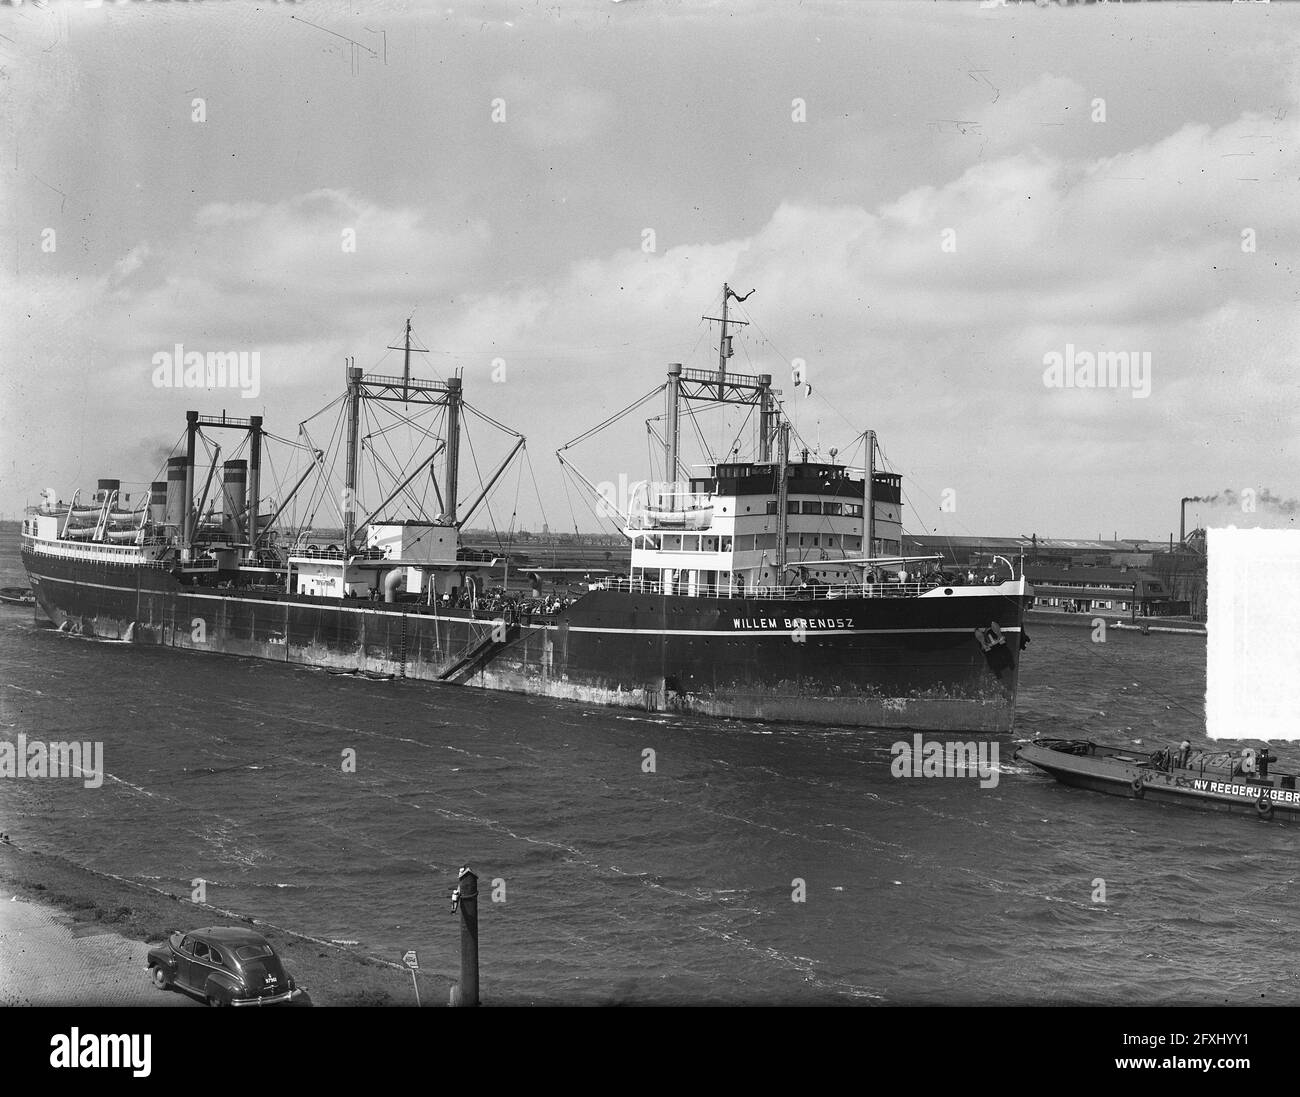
[1015,738,1300,821]
[0,587,36,606]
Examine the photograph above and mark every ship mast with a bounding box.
[703,284,751,403]
[387,317,429,405]
[665,363,681,483]
[718,282,730,399]
[864,429,876,558]
[339,339,467,547]
[344,360,362,546]
[442,375,462,524]
[776,420,790,578]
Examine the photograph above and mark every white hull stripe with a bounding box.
[27,573,1021,636]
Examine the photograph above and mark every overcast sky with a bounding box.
[2,0,1298,541]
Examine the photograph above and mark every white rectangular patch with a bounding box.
[1206,528,1300,740]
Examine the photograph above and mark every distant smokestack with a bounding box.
[149,481,167,529]
[95,478,120,505]
[165,457,187,532]
[222,460,247,539]
[1180,496,1193,545]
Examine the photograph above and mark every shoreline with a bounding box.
[0,839,453,1006]
[1026,611,1206,635]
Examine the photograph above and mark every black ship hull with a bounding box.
[22,548,1028,732]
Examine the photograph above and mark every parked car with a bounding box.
[147,927,305,1006]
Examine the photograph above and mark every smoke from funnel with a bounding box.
[1186,488,1298,512]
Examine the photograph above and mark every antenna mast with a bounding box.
[387,318,429,404]
[703,284,752,401]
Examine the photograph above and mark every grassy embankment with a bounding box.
[0,839,454,1006]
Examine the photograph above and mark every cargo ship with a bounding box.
[20,289,1032,731]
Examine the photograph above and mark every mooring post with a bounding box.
[451,865,479,1006]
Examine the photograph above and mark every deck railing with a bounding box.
[590,577,978,600]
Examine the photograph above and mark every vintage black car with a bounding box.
[147,927,304,1006]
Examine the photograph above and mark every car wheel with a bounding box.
[151,965,171,990]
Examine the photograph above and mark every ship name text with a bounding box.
[1192,779,1300,805]
[732,617,855,630]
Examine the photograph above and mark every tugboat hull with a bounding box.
[1016,740,1300,820]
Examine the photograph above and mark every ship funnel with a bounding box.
[149,481,167,528]
[222,460,247,538]
[165,457,187,532]
[95,478,120,505]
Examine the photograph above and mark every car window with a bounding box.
[235,944,273,961]
[209,948,225,967]
[193,942,210,961]
[178,935,193,955]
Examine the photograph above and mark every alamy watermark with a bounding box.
[151,345,261,399]
[50,1030,150,1078]
[891,735,1000,789]
[1042,345,1151,399]
[0,735,103,789]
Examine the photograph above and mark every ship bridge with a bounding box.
[623,455,905,597]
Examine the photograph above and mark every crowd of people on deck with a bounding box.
[345,582,575,618]
[435,586,574,619]
[857,565,1005,588]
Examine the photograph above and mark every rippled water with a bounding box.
[2,529,1294,1004]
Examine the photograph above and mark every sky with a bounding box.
[2,0,1298,541]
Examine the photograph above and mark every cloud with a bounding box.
[112,244,150,282]
[5,88,1299,537]
[496,75,615,148]
[969,74,1090,155]
[98,189,493,353]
